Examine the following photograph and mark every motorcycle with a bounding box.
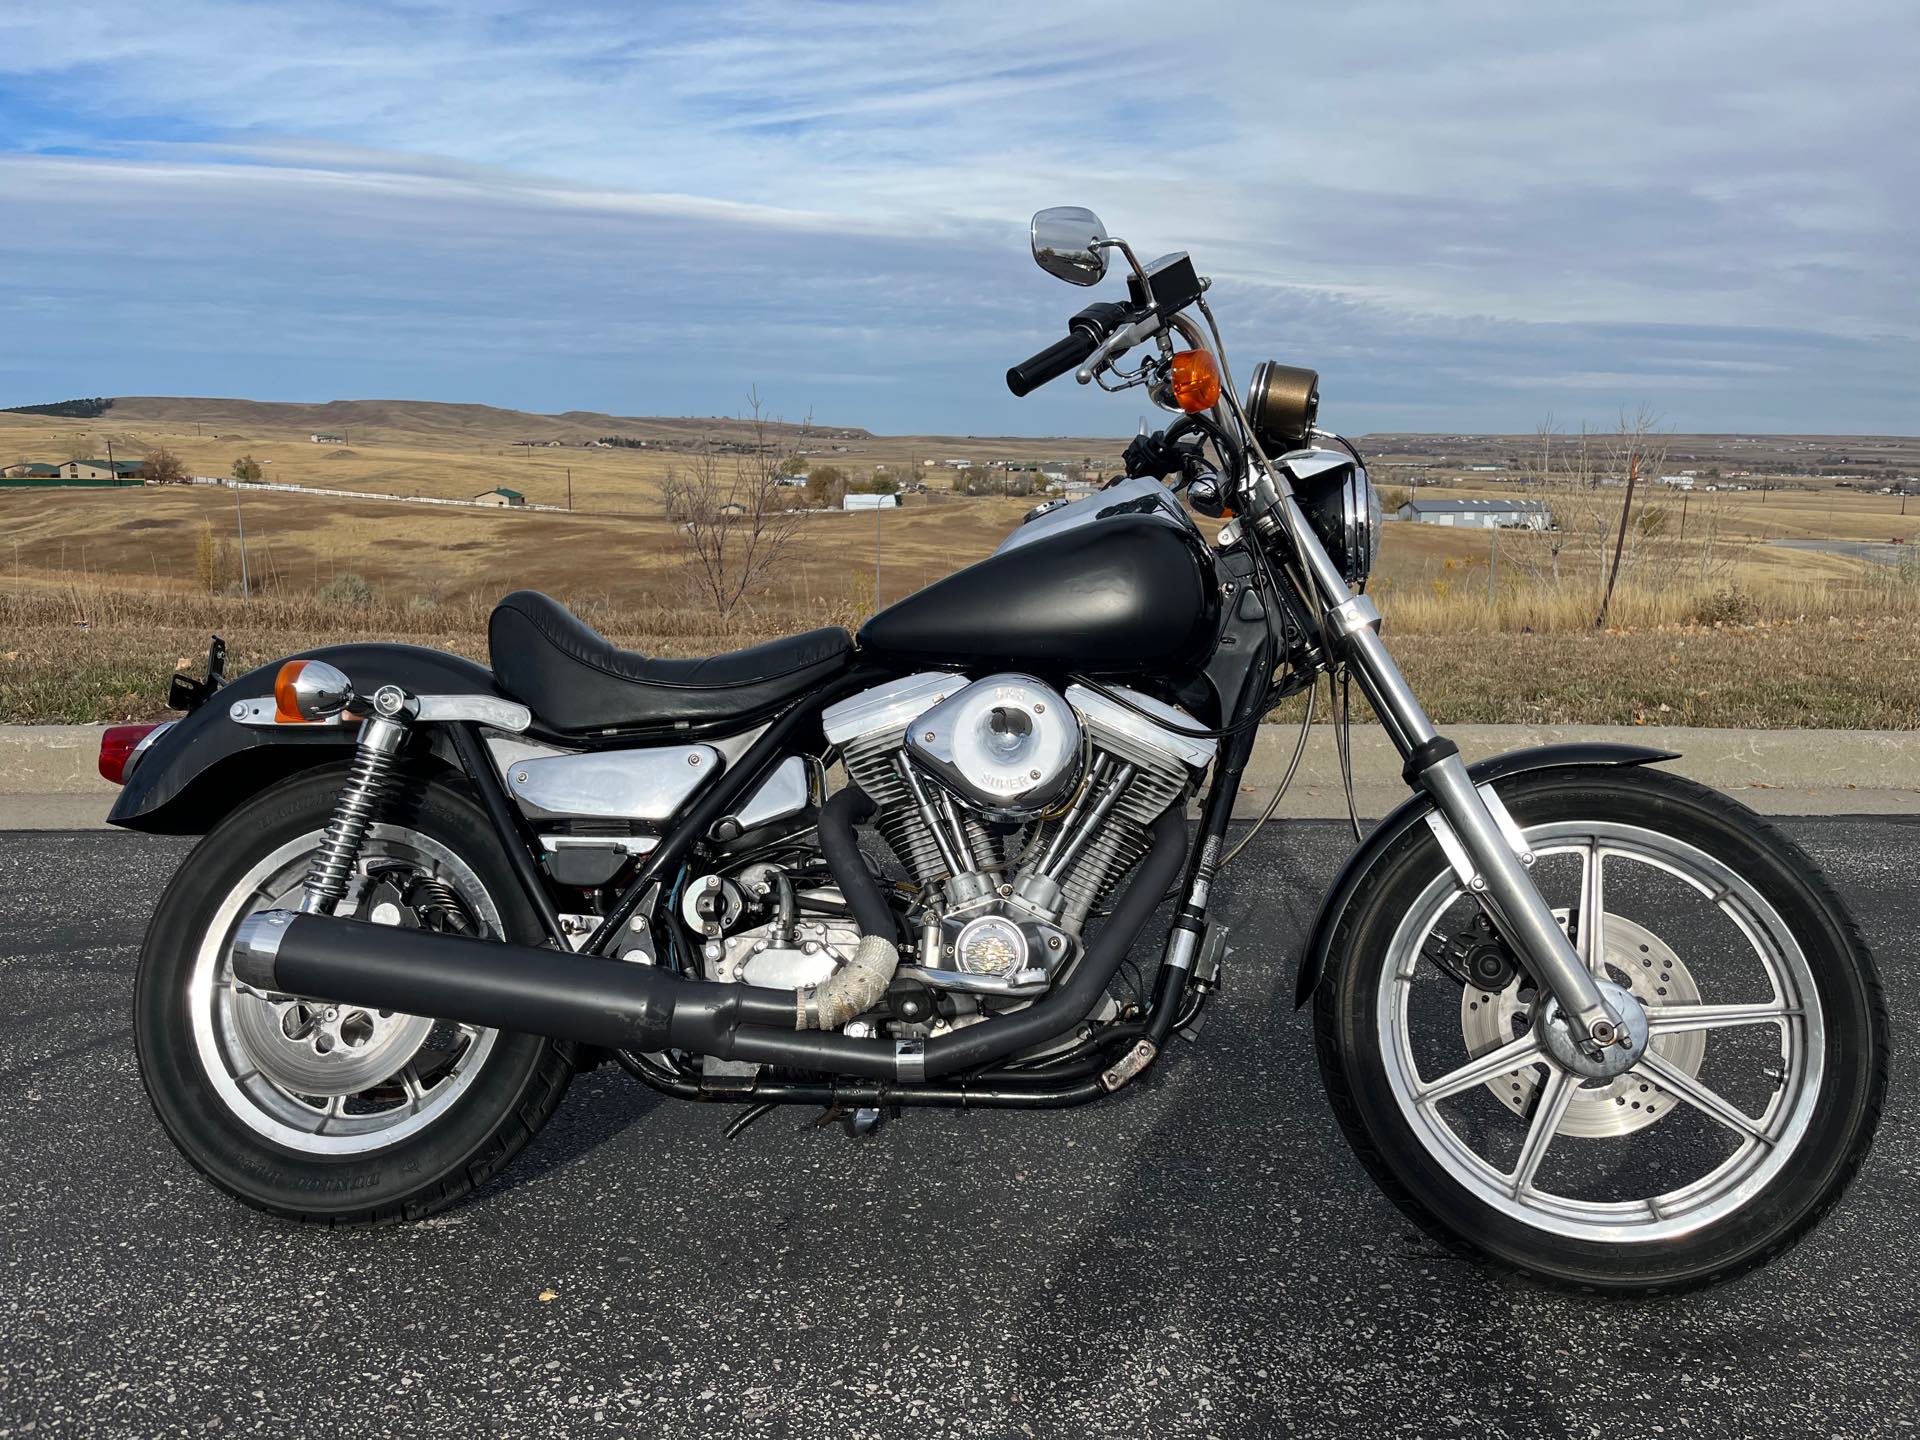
[109,208,1885,1292]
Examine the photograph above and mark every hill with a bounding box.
[101,396,872,449]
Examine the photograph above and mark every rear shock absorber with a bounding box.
[298,687,413,915]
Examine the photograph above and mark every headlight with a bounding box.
[1290,454,1380,587]
[1245,360,1320,454]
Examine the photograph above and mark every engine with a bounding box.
[823,671,1214,995]
[674,671,1212,1031]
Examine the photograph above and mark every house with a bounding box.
[62,458,145,480]
[310,433,346,444]
[473,487,526,507]
[1395,497,1551,530]
[2,462,59,479]
[842,493,898,511]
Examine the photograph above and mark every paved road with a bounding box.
[1,821,1915,1438]
[1770,537,1918,569]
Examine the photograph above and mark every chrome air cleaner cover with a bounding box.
[905,673,1082,820]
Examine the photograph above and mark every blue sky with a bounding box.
[0,1,1913,436]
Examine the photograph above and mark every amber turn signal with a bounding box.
[1169,349,1222,413]
[273,661,312,723]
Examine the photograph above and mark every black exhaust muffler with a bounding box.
[230,806,1186,1083]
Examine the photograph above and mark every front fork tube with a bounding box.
[1283,496,1622,1052]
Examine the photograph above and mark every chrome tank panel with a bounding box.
[993,475,1195,554]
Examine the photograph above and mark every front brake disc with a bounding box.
[1459,910,1704,1139]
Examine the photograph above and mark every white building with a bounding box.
[1396,498,1550,530]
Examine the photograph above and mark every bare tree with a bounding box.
[1512,419,1605,588]
[661,389,808,620]
[1595,405,1670,627]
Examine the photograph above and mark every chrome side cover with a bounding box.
[715,755,822,836]
[505,746,721,822]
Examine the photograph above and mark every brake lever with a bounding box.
[1076,314,1163,385]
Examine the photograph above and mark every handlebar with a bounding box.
[1006,301,1141,396]
[1006,331,1096,397]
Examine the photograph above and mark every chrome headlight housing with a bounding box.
[1287,451,1381,587]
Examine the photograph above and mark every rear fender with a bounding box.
[107,643,502,835]
[1291,743,1679,1007]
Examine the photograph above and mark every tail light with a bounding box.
[99,723,165,785]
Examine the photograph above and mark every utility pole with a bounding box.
[105,436,114,474]
[1487,524,1497,602]
[874,499,883,611]
[235,489,251,599]
[1679,491,1689,541]
[566,467,573,511]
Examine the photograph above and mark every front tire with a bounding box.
[1316,766,1888,1292]
[135,767,575,1225]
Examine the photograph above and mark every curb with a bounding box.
[1,723,1915,831]
[1234,723,1920,822]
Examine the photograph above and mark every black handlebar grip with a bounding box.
[1006,329,1098,397]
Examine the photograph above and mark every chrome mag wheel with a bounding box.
[1376,819,1822,1244]
[188,826,502,1156]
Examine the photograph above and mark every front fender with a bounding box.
[1291,743,1678,1008]
[108,643,501,834]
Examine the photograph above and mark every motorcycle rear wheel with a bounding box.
[134,767,575,1225]
[1316,766,1887,1293]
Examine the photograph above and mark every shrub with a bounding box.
[318,573,375,606]
[1692,587,1756,626]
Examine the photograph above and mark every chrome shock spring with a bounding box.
[298,714,408,914]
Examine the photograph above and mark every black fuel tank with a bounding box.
[857,514,1217,673]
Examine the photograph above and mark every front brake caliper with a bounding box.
[1422,911,1520,992]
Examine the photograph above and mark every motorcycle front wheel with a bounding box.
[1316,766,1887,1293]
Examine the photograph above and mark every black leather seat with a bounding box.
[488,590,854,733]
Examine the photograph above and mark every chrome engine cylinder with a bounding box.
[823,673,1217,954]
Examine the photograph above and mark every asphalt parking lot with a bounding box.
[1,818,1914,1438]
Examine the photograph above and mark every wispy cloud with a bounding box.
[0,0,1912,432]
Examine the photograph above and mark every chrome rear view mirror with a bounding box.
[1030,207,1109,286]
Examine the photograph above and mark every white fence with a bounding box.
[186,475,570,513]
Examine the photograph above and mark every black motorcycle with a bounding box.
[110,208,1885,1292]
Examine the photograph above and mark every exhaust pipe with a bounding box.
[231,804,1187,1083]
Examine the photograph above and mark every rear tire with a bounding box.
[1316,767,1888,1293]
[135,766,575,1225]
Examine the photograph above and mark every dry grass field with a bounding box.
[3,399,1917,728]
